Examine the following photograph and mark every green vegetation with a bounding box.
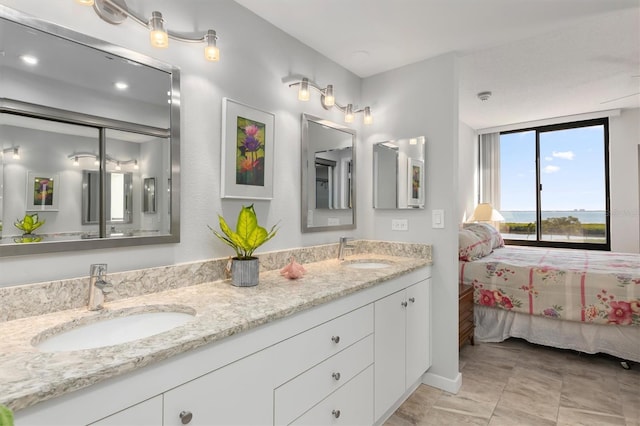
[500,216,605,238]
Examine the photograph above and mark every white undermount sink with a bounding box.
[33,306,195,352]
[342,259,393,269]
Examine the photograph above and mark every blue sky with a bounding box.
[500,125,605,211]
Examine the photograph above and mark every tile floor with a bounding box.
[385,338,639,426]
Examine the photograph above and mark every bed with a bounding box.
[459,223,640,363]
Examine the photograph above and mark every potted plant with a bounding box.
[209,204,278,287]
[14,213,45,236]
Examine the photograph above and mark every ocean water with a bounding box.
[501,210,606,224]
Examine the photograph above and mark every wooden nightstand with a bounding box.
[459,283,475,348]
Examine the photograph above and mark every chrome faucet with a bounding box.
[88,263,113,311]
[338,237,355,260]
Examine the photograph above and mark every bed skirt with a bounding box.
[474,305,640,363]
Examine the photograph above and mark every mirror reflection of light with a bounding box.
[114,81,128,90]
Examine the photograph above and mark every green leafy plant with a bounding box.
[209,204,278,259]
[0,404,14,426]
[14,213,45,234]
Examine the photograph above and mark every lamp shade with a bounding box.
[469,203,504,222]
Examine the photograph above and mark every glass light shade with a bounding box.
[73,156,79,166]
[115,162,121,171]
[344,104,354,123]
[12,148,20,160]
[75,0,94,5]
[363,106,373,125]
[298,78,310,101]
[468,203,505,221]
[134,160,139,170]
[149,12,169,48]
[204,30,219,61]
[323,85,335,107]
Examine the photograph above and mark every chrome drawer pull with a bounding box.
[332,372,341,381]
[331,335,340,344]
[332,409,341,418]
[409,297,415,303]
[179,410,193,424]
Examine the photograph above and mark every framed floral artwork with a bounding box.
[221,98,275,200]
[26,171,59,211]
[407,158,424,207]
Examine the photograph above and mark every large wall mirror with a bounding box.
[0,5,180,256]
[373,136,426,209]
[301,114,356,232]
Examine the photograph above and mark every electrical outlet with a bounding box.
[391,219,408,231]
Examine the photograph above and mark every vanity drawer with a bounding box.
[271,304,373,385]
[274,334,373,425]
[289,365,374,426]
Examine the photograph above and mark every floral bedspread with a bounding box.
[459,246,640,326]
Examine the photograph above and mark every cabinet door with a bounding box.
[163,349,273,426]
[405,279,431,386]
[89,396,162,426]
[374,289,406,420]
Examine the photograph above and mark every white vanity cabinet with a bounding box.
[89,396,162,426]
[14,267,431,426]
[374,278,431,421]
[162,348,274,426]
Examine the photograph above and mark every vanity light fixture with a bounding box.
[2,147,20,160]
[288,77,373,125]
[20,55,38,66]
[68,153,139,170]
[75,0,221,62]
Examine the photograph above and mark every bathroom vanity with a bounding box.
[0,243,432,426]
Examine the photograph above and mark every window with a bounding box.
[481,118,610,250]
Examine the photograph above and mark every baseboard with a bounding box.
[421,370,462,394]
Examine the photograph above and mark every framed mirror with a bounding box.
[373,136,426,209]
[0,5,180,256]
[301,113,356,232]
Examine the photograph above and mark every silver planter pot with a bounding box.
[231,257,259,287]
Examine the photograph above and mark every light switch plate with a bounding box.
[432,209,445,228]
[391,219,408,231]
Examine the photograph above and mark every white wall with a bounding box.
[609,108,640,253]
[0,0,365,286]
[362,54,461,390]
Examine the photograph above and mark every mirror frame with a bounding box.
[301,113,356,233]
[0,5,180,257]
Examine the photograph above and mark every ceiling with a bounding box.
[235,0,640,129]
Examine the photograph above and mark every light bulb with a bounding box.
[298,78,310,101]
[12,148,20,160]
[363,106,373,125]
[115,161,121,171]
[73,156,79,166]
[149,12,169,48]
[94,157,100,166]
[344,104,354,123]
[323,85,335,107]
[134,160,139,170]
[204,30,219,61]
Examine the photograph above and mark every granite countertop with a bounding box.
[0,252,431,412]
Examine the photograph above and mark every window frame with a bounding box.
[499,117,611,251]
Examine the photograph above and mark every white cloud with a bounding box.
[545,156,553,161]
[544,165,560,174]
[552,151,575,160]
